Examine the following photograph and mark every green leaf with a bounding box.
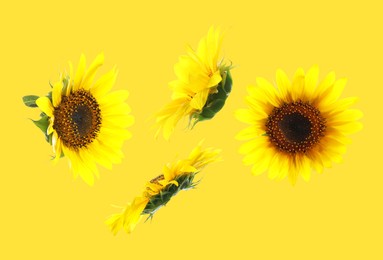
[201,108,217,119]
[223,70,233,94]
[22,95,39,108]
[31,115,50,142]
[209,99,225,113]
[46,91,52,101]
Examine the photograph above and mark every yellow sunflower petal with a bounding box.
[299,156,312,182]
[319,78,347,107]
[156,99,191,140]
[332,122,363,134]
[308,151,324,174]
[96,139,124,163]
[313,71,336,101]
[268,153,283,180]
[36,97,54,117]
[98,90,129,107]
[243,148,266,166]
[123,197,149,234]
[61,147,78,179]
[245,96,269,118]
[274,153,289,180]
[47,118,54,135]
[190,88,210,110]
[106,197,149,235]
[291,68,305,101]
[51,133,62,163]
[106,212,125,236]
[239,137,269,155]
[103,115,135,128]
[276,69,292,101]
[81,53,104,90]
[164,180,179,187]
[304,65,319,99]
[90,68,118,97]
[181,164,198,173]
[235,125,264,140]
[321,136,347,154]
[207,71,222,88]
[79,148,99,178]
[66,149,95,186]
[87,141,113,170]
[321,97,358,115]
[256,77,279,107]
[235,109,261,124]
[52,81,63,107]
[328,109,363,125]
[250,147,274,176]
[73,54,86,91]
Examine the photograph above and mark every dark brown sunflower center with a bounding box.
[266,100,326,154]
[53,89,101,149]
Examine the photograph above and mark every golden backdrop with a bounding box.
[1,0,381,259]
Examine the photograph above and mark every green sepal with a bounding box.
[222,69,233,94]
[22,95,40,108]
[197,99,226,121]
[46,91,52,102]
[190,69,233,126]
[61,75,70,95]
[31,115,52,144]
[142,173,198,219]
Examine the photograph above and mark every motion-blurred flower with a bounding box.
[155,27,233,140]
[106,142,221,234]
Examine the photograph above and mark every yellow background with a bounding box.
[1,0,381,259]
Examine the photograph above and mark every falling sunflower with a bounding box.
[155,26,233,140]
[236,66,362,185]
[106,142,221,234]
[22,54,134,185]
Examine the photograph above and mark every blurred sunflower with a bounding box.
[23,54,134,185]
[155,26,233,140]
[236,66,362,185]
[106,142,221,234]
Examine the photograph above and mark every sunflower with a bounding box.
[236,66,362,185]
[106,142,221,234]
[22,53,134,185]
[155,26,233,140]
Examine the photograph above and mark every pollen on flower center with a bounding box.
[266,100,326,154]
[149,174,165,185]
[53,89,102,149]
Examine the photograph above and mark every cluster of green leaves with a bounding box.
[22,77,70,145]
[142,173,199,219]
[22,94,52,144]
[190,67,233,127]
